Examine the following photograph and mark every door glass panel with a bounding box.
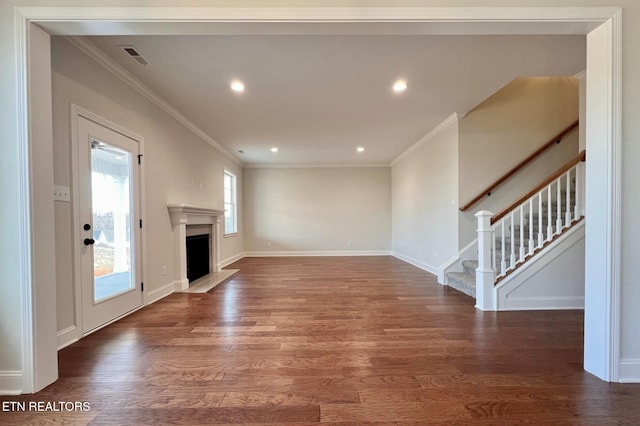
[91,139,134,302]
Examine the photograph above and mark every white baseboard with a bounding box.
[391,251,440,278]
[145,281,175,305]
[219,252,245,268]
[500,296,585,311]
[57,325,79,350]
[619,358,640,383]
[244,250,391,257]
[0,371,23,395]
[173,278,189,292]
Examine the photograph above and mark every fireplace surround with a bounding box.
[167,204,224,291]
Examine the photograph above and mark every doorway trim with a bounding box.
[13,5,622,393]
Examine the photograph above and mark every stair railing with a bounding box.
[460,120,579,212]
[475,150,586,310]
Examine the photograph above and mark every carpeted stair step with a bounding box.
[541,196,575,209]
[526,211,566,221]
[512,219,576,237]
[524,213,564,225]
[495,236,531,250]
[446,271,476,298]
[462,260,478,275]
[511,224,553,236]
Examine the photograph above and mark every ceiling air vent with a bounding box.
[120,45,149,66]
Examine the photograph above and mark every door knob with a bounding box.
[83,238,95,246]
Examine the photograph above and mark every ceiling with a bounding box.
[85,34,585,165]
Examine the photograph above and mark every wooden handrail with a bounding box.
[490,149,586,225]
[459,120,579,212]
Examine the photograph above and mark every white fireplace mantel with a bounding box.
[167,204,225,291]
[168,204,225,226]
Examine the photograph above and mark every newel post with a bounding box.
[475,210,497,311]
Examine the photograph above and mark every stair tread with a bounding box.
[447,271,475,282]
[446,271,476,298]
[461,260,478,275]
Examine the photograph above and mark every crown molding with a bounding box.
[243,162,390,169]
[64,36,241,165]
[391,111,465,166]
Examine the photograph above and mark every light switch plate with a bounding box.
[53,185,71,202]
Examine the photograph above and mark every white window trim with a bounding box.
[223,169,238,236]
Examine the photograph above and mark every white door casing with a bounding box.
[73,107,144,335]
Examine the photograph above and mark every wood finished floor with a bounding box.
[2,256,639,425]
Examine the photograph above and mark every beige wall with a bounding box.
[51,37,244,333]
[458,77,580,246]
[244,167,391,253]
[391,117,459,273]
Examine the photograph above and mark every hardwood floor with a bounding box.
[2,256,639,424]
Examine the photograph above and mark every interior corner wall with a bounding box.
[391,119,459,274]
[50,37,243,335]
[458,77,581,248]
[243,167,391,253]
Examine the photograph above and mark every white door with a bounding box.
[77,116,143,334]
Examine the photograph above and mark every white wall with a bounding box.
[391,115,459,275]
[50,38,244,335]
[243,167,391,254]
[458,77,580,246]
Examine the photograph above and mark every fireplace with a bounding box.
[168,204,225,291]
[186,234,210,282]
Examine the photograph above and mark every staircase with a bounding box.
[446,150,585,308]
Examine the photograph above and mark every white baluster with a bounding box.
[519,205,525,262]
[528,199,534,255]
[565,170,572,227]
[556,178,562,234]
[500,220,506,275]
[547,186,553,241]
[538,191,544,247]
[574,164,581,221]
[510,211,516,269]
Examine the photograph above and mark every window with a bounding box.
[223,170,237,235]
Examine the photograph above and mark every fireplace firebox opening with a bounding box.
[186,234,209,282]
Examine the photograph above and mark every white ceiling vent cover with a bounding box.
[121,45,149,66]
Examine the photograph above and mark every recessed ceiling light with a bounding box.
[270,147,279,153]
[393,80,408,93]
[357,147,365,153]
[230,80,245,93]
